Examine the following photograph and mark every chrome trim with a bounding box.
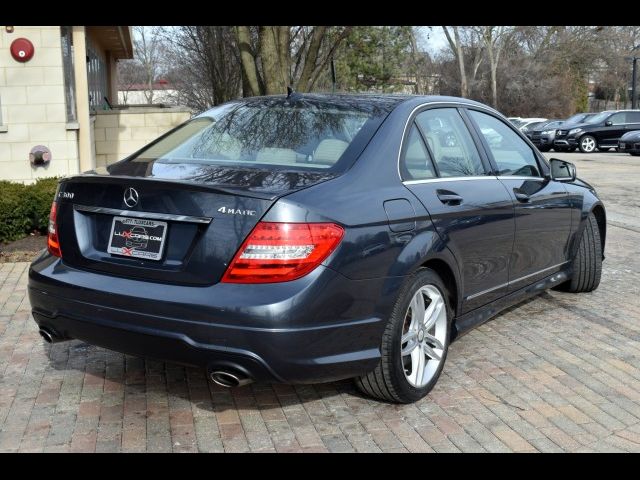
[403,175,547,186]
[396,101,503,183]
[73,204,212,224]
[496,176,546,181]
[465,261,569,301]
[403,175,496,185]
[465,281,509,301]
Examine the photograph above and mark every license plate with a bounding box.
[108,216,167,261]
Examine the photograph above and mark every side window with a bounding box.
[400,125,436,180]
[626,112,640,124]
[468,110,541,178]
[609,113,626,125]
[415,108,485,177]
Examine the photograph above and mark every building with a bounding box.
[0,26,191,183]
[118,79,179,106]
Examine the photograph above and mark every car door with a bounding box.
[601,112,628,145]
[466,109,572,291]
[400,107,515,313]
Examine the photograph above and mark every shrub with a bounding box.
[0,177,60,244]
[28,177,61,232]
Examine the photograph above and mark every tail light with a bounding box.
[222,222,344,283]
[47,201,62,257]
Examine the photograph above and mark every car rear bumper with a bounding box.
[531,135,554,147]
[619,140,640,153]
[28,253,400,384]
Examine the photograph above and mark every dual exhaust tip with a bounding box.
[40,327,252,388]
[39,327,63,344]
[209,370,253,388]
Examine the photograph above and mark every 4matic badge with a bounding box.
[217,206,256,216]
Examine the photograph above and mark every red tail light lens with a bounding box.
[47,201,62,258]
[222,222,344,283]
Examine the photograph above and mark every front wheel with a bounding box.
[355,269,451,403]
[579,135,597,153]
[558,212,602,292]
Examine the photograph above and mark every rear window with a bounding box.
[128,97,393,173]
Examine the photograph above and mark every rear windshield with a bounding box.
[128,97,393,174]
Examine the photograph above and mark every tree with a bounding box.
[441,26,484,98]
[332,26,413,92]
[475,26,513,108]
[160,26,242,112]
[117,59,145,105]
[132,26,165,104]
[235,26,352,96]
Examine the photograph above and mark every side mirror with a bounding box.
[605,120,613,126]
[550,158,576,182]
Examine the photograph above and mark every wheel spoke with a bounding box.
[424,298,443,330]
[409,292,425,328]
[423,343,441,361]
[401,331,418,356]
[410,345,426,385]
[423,332,444,350]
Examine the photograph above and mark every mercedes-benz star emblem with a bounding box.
[123,187,139,208]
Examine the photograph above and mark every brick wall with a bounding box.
[93,107,192,167]
[0,26,80,184]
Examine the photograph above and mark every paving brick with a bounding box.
[2,154,640,452]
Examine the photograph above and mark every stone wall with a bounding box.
[93,107,192,167]
[0,26,80,183]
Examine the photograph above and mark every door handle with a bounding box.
[513,189,530,202]
[436,190,463,205]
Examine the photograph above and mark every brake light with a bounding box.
[222,222,344,283]
[47,201,62,257]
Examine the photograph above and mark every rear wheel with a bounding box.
[579,135,597,153]
[355,269,451,403]
[631,152,640,157]
[559,212,602,292]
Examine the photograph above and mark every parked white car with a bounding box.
[517,118,548,132]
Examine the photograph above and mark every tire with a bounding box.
[630,152,640,157]
[538,146,550,152]
[579,135,597,153]
[355,269,452,403]
[562,212,602,293]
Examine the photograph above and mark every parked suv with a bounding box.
[527,119,564,152]
[554,110,640,153]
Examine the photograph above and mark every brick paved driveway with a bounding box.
[2,152,640,453]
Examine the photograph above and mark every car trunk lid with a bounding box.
[55,166,336,286]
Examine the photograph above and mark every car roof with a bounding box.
[198,93,495,118]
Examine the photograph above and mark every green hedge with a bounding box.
[0,177,60,243]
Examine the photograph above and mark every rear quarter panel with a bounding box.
[264,99,464,313]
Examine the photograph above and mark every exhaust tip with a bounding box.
[39,328,54,344]
[209,370,252,388]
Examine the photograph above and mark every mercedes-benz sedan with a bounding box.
[29,94,606,403]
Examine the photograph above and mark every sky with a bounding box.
[416,27,448,55]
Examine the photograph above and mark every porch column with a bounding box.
[71,26,95,172]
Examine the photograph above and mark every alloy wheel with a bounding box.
[581,136,596,153]
[400,285,447,388]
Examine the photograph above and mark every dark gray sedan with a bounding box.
[619,130,640,156]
